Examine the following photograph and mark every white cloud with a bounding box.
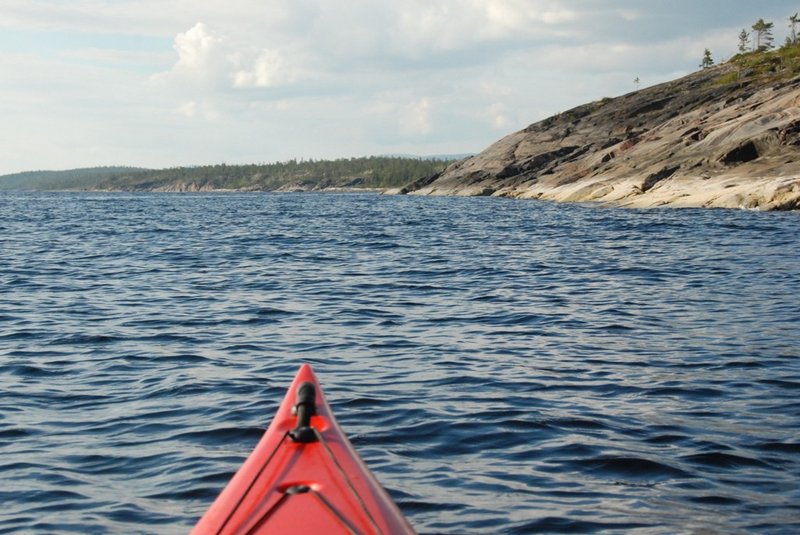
[616,9,642,22]
[154,21,304,94]
[487,102,513,130]
[153,22,230,86]
[177,99,220,120]
[173,23,223,73]
[401,97,434,136]
[233,49,297,88]
[484,0,577,30]
[179,101,198,117]
[389,0,578,56]
[365,94,436,138]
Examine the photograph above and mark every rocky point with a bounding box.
[395,50,800,210]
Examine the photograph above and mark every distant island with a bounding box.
[0,157,455,193]
[394,38,800,210]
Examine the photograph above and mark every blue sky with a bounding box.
[1,0,797,175]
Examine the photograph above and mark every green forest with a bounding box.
[0,156,457,192]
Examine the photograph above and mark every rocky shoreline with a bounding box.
[392,58,800,210]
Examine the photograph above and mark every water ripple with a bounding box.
[1,192,799,533]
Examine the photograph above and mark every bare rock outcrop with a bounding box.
[152,182,222,192]
[401,59,800,210]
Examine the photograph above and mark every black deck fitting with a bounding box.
[289,382,318,443]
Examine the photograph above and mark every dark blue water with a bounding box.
[1,192,799,534]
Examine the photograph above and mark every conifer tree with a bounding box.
[751,18,775,51]
[787,13,799,46]
[738,29,750,52]
[699,48,714,69]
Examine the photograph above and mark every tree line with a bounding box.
[0,157,457,192]
[700,12,799,69]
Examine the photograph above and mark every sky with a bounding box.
[1,1,798,175]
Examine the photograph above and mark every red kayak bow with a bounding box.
[191,364,415,534]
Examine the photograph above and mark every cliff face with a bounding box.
[400,61,800,210]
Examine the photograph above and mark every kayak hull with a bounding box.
[191,364,415,534]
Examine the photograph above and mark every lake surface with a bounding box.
[1,191,798,534]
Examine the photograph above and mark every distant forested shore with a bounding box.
[0,156,459,192]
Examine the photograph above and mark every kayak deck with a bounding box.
[191,364,415,534]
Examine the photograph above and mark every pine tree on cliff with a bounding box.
[751,18,774,51]
[738,29,750,53]
[787,13,799,46]
[699,48,714,69]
